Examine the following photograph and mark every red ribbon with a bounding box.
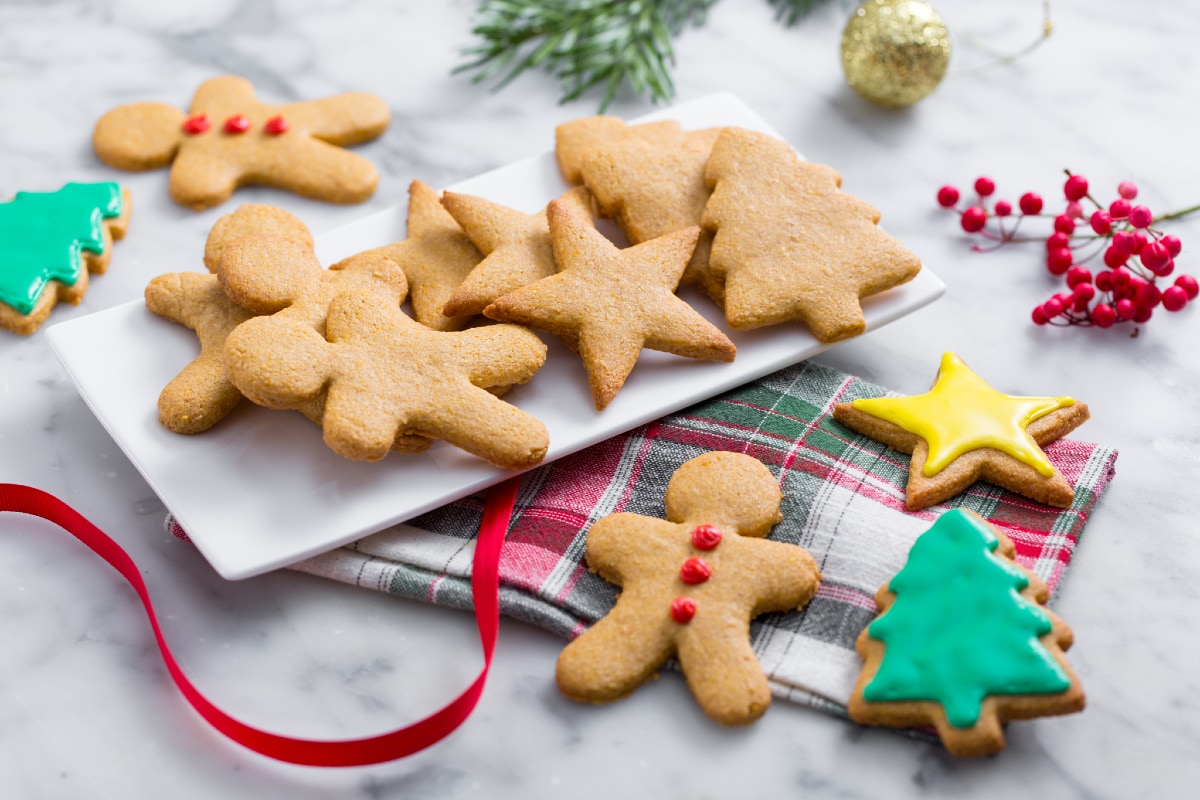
[0,480,518,767]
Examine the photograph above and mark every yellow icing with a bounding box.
[851,353,1073,478]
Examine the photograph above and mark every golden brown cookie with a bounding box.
[848,509,1085,757]
[554,116,686,185]
[364,180,483,331]
[556,451,822,725]
[223,271,549,468]
[484,197,736,411]
[0,182,130,336]
[702,127,922,342]
[579,127,725,303]
[92,75,390,210]
[145,204,313,434]
[832,352,1090,510]
[440,185,593,318]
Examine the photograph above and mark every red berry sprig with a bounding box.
[937,172,1200,333]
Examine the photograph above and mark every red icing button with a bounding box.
[670,596,697,624]
[679,557,711,585]
[181,114,211,135]
[223,114,251,134]
[264,115,289,135]
[691,524,723,550]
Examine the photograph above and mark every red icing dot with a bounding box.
[223,114,251,134]
[679,557,711,585]
[670,596,697,624]
[264,115,290,135]
[181,114,211,135]
[691,524,722,550]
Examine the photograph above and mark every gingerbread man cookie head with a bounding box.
[665,450,783,538]
[93,75,390,210]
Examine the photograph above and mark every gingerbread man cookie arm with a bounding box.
[92,103,185,171]
[279,93,391,146]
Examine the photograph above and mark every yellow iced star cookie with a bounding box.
[832,353,1091,510]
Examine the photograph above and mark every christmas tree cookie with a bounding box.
[92,75,389,210]
[849,509,1085,756]
[0,182,131,335]
[702,127,922,342]
[556,451,822,725]
[833,352,1090,509]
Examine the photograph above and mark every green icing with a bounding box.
[862,508,1072,729]
[0,182,123,315]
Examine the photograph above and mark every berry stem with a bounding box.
[1155,202,1200,223]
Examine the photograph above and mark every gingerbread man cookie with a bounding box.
[223,274,549,468]
[364,180,483,331]
[145,204,312,434]
[93,75,390,210]
[849,509,1085,757]
[0,182,131,335]
[703,127,922,342]
[484,196,736,411]
[556,451,822,725]
[440,186,593,318]
[832,353,1090,509]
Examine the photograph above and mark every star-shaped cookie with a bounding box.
[365,180,482,331]
[93,75,390,210]
[483,196,736,411]
[832,353,1091,510]
[703,127,922,342]
[439,186,593,318]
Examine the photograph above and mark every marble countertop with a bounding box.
[3,0,1198,796]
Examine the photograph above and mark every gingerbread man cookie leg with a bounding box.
[93,75,390,210]
[555,452,821,725]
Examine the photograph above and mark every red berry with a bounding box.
[1054,214,1076,234]
[1133,306,1153,323]
[1113,231,1138,255]
[937,185,960,207]
[1032,305,1049,325]
[974,177,996,196]
[1115,297,1135,319]
[1109,198,1131,219]
[1135,281,1161,309]
[1140,241,1171,272]
[961,206,988,233]
[1066,265,1092,287]
[1047,247,1073,274]
[1158,258,1175,277]
[1118,180,1139,200]
[1162,285,1190,311]
[1019,192,1044,215]
[1095,270,1113,291]
[1073,282,1096,302]
[1129,205,1153,228]
[1090,210,1112,234]
[1175,274,1199,299]
[1046,231,1071,251]
[1091,303,1116,328]
[1064,174,1089,201]
[1112,267,1133,292]
[1103,246,1129,269]
[1043,297,1064,317]
[1065,201,1084,220]
[1162,234,1183,257]
[994,200,1012,217]
[1133,231,1149,251]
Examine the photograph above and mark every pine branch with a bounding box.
[456,0,717,111]
[767,0,835,27]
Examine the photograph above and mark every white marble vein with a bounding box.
[3,0,1200,796]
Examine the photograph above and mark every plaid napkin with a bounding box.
[259,361,1116,716]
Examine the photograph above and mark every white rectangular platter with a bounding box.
[48,93,945,579]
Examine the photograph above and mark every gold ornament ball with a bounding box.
[841,0,951,108]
